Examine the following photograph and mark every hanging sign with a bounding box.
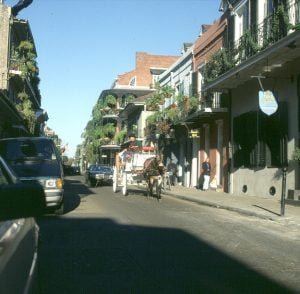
[189,129,200,138]
[258,90,278,116]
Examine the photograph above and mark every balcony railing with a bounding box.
[199,92,221,110]
[203,1,299,84]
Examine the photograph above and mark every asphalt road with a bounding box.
[37,176,300,293]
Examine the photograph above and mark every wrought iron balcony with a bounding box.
[198,92,222,110]
[203,1,300,84]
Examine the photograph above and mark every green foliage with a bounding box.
[189,96,199,111]
[13,41,39,80]
[203,48,235,83]
[92,102,104,122]
[156,120,170,134]
[269,4,289,42]
[146,112,162,125]
[126,95,135,103]
[175,94,185,105]
[84,142,97,164]
[238,30,260,60]
[202,4,290,84]
[146,93,163,111]
[114,129,127,144]
[163,107,180,122]
[292,148,300,161]
[16,91,36,134]
[104,95,117,107]
[102,123,116,137]
[146,85,175,111]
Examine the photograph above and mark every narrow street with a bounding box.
[37,176,300,293]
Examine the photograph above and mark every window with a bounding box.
[152,75,159,85]
[265,0,274,17]
[233,102,288,168]
[236,0,250,40]
[177,81,184,95]
[0,139,56,161]
[129,77,136,87]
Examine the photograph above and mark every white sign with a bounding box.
[259,90,278,116]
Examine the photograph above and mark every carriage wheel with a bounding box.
[112,167,118,193]
[122,172,128,196]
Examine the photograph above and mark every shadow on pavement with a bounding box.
[252,205,281,216]
[63,176,95,214]
[37,216,295,294]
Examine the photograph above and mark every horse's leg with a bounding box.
[157,177,162,200]
[146,179,150,198]
[149,177,153,196]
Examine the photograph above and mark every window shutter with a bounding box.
[227,15,235,52]
[261,102,288,167]
[191,72,198,97]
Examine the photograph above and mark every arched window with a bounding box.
[129,76,136,86]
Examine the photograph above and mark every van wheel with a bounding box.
[54,201,64,215]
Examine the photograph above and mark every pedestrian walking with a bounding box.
[202,157,211,191]
[167,160,177,186]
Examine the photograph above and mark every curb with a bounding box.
[164,192,279,221]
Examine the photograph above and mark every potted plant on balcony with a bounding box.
[105,95,117,108]
[16,91,36,134]
[126,95,135,103]
[114,130,127,145]
[189,96,199,112]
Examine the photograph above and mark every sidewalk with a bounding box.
[164,185,300,225]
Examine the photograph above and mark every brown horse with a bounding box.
[143,157,165,200]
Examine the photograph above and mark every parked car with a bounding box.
[64,165,81,176]
[0,137,65,215]
[71,166,81,175]
[85,164,113,187]
[63,164,74,175]
[0,155,45,294]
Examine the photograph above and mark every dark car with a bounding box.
[85,164,113,187]
[0,137,64,215]
[64,165,81,176]
[0,155,45,294]
[71,166,81,175]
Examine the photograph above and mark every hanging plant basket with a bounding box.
[105,95,117,108]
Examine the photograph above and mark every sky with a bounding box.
[5,0,222,157]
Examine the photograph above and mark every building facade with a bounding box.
[203,0,300,200]
[192,15,230,191]
[82,52,180,166]
[158,44,196,187]
[0,3,46,138]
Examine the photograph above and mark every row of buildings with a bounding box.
[85,0,299,203]
[0,3,61,148]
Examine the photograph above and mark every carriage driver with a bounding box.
[124,133,142,152]
[116,133,142,170]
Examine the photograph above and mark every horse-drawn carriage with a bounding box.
[112,147,165,199]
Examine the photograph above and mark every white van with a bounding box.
[0,137,64,215]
